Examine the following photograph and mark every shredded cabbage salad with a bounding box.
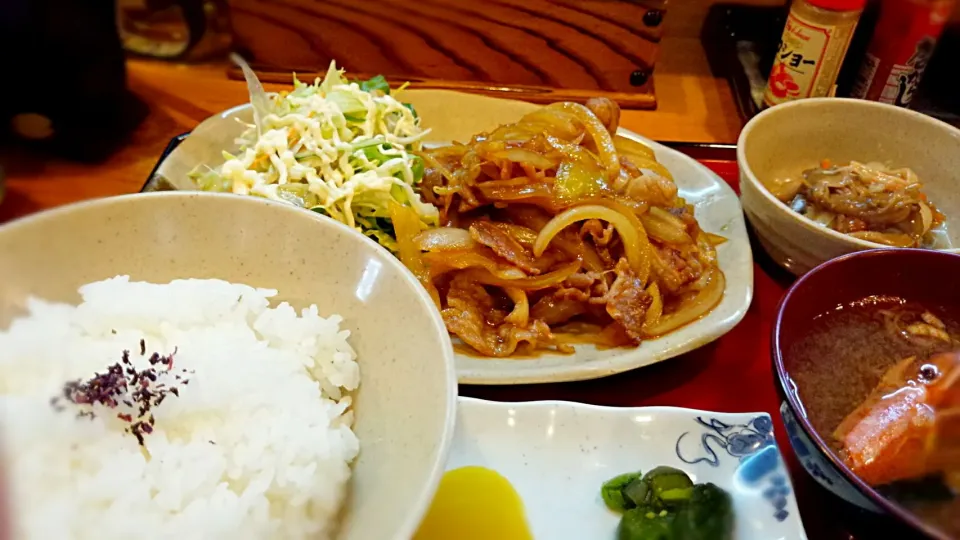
[191,61,437,252]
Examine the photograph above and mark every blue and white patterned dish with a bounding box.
[778,401,880,512]
[443,397,808,540]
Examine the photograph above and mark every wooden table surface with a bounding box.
[0,44,740,222]
[0,56,914,539]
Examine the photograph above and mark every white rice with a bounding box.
[0,276,360,540]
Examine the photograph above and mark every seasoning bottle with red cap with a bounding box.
[849,0,956,107]
[763,0,867,107]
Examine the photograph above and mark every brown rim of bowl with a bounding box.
[772,247,960,540]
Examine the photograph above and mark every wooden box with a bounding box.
[227,0,668,108]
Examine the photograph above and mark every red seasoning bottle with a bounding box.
[763,0,867,108]
[849,0,956,106]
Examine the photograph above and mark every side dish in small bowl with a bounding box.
[766,159,948,249]
[773,248,960,539]
[739,98,960,275]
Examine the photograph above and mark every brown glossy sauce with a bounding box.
[785,297,960,536]
[452,323,627,359]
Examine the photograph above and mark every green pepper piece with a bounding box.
[617,508,675,540]
[410,155,425,183]
[672,483,734,540]
[643,467,694,496]
[622,478,652,509]
[659,486,695,508]
[601,472,643,512]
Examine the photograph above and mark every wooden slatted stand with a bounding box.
[226,0,668,108]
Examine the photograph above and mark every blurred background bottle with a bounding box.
[1,0,148,163]
[763,0,867,108]
[848,0,956,106]
[116,0,232,61]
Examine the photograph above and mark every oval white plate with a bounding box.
[147,90,753,385]
[443,397,808,540]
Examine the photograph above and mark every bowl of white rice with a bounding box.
[0,192,458,540]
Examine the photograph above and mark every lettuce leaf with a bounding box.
[403,102,419,119]
[318,61,346,94]
[355,74,391,95]
[325,88,367,122]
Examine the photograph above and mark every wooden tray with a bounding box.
[226,0,667,108]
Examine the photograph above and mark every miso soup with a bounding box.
[785,296,960,537]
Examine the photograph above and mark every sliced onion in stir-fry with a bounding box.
[475,181,554,202]
[613,134,656,160]
[641,207,693,245]
[519,108,583,140]
[461,260,582,290]
[555,160,610,202]
[613,137,674,182]
[697,232,720,268]
[580,198,656,275]
[414,227,476,251]
[503,287,530,327]
[643,282,663,331]
[487,125,538,143]
[422,249,528,279]
[704,232,727,246]
[418,151,459,186]
[642,269,725,337]
[389,203,440,306]
[534,204,651,284]
[577,240,607,273]
[526,222,605,273]
[546,102,619,181]
[489,148,557,170]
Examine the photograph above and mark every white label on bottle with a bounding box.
[879,64,919,105]
[764,11,836,107]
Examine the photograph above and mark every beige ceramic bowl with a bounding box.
[0,192,458,540]
[738,98,960,275]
